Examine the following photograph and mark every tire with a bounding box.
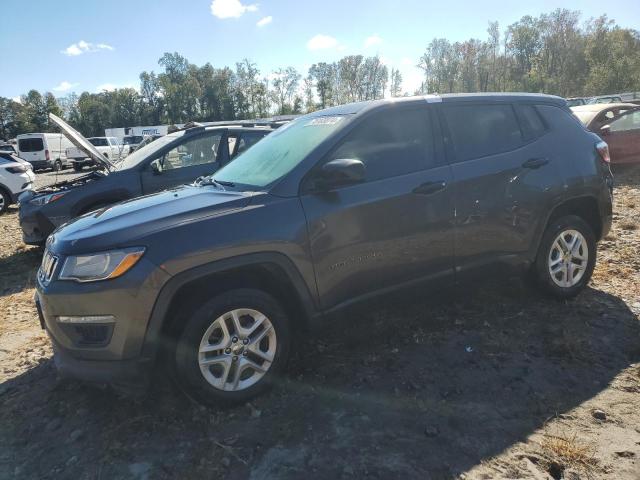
[533,215,596,299]
[53,160,62,172]
[73,164,83,172]
[173,288,291,407]
[0,188,9,214]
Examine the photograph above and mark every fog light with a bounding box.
[57,315,115,324]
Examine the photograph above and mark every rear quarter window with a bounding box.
[18,138,44,152]
[442,104,522,162]
[517,104,547,140]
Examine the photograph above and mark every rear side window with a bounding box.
[518,105,547,140]
[18,138,44,152]
[328,108,435,182]
[89,138,109,147]
[443,104,522,162]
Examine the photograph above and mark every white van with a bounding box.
[16,133,74,171]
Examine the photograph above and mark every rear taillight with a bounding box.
[45,149,50,161]
[596,141,610,164]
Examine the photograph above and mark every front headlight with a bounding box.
[59,247,145,282]
[29,192,68,206]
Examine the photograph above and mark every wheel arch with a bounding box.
[141,252,320,362]
[530,194,603,262]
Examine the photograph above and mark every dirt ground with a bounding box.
[1,167,639,480]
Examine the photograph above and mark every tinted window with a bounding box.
[328,108,434,182]
[236,132,266,156]
[18,138,44,152]
[518,105,546,139]
[443,104,522,162]
[89,138,109,147]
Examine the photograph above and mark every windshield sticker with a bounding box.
[305,116,344,127]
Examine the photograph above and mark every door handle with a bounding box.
[522,157,549,169]
[413,181,447,195]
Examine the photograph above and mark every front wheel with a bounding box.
[533,215,596,299]
[53,160,62,172]
[0,189,9,214]
[73,164,83,172]
[173,288,291,407]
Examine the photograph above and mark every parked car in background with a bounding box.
[66,137,127,171]
[122,135,144,154]
[18,113,274,244]
[0,152,35,213]
[17,133,74,171]
[571,103,640,164]
[34,94,613,406]
[587,95,623,104]
[0,143,17,154]
[566,97,588,107]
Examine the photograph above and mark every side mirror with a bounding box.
[600,124,611,135]
[316,158,365,190]
[150,158,163,175]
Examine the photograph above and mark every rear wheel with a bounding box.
[173,288,291,407]
[0,189,9,214]
[533,215,596,299]
[53,160,62,172]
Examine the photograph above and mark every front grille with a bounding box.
[39,250,58,284]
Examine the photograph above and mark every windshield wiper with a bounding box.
[213,178,235,187]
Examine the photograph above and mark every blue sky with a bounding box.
[0,0,638,99]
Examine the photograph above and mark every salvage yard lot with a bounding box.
[1,168,639,479]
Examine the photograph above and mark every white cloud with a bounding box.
[61,40,114,56]
[256,15,272,27]
[52,81,79,92]
[401,57,414,66]
[307,34,339,50]
[364,35,383,48]
[11,96,21,103]
[210,0,257,19]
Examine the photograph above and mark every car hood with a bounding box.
[48,185,252,254]
[49,113,113,171]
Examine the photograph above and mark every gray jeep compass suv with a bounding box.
[35,94,613,406]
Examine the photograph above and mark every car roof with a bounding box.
[310,93,567,118]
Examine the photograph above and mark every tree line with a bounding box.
[1,9,638,140]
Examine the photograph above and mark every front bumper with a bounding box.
[35,255,170,387]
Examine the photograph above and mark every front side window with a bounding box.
[327,108,434,182]
[159,133,222,170]
[443,104,523,162]
[610,110,640,132]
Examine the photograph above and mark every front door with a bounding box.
[141,131,227,194]
[301,106,455,310]
[602,109,640,164]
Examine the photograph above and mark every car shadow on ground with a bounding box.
[0,246,40,297]
[1,281,638,479]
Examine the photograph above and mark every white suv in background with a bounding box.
[0,152,35,213]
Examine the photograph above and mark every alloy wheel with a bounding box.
[198,308,276,391]
[548,229,589,288]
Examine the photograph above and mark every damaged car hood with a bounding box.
[49,113,113,172]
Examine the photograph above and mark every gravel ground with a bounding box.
[0,166,639,480]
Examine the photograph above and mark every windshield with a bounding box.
[123,136,143,145]
[214,115,348,188]
[117,133,183,170]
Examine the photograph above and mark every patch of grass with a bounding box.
[541,432,598,474]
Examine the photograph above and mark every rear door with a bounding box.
[140,130,228,193]
[300,105,455,309]
[440,102,561,274]
[601,109,640,164]
[18,136,45,164]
